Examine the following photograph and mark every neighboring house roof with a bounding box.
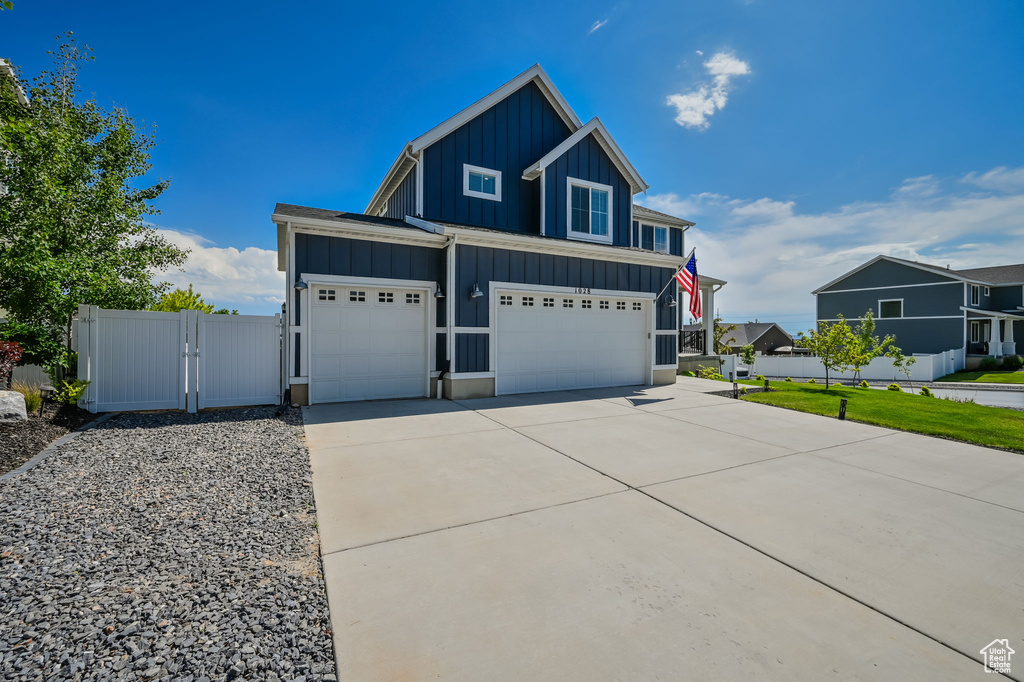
[632,204,695,228]
[521,118,649,194]
[955,263,1024,285]
[0,59,28,106]
[724,322,792,347]
[365,64,584,216]
[812,254,1024,294]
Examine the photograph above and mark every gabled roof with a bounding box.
[633,204,695,228]
[813,255,1024,294]
[955,263,1024,285]
[521,118,649,194]
[724,322,791,347]
[410,64,582,154]
[365,65,584,216]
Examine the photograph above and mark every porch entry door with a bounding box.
[970,320,991,352]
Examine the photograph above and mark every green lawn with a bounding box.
[739,380,1024,453]
[934,370,1024,384]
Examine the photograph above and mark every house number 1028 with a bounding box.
[574,287,592,294]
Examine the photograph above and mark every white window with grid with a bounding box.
[318,289,337,301]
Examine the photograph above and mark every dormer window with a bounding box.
[463,164,502,201]
[568,178,612,244]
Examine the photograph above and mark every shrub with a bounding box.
[53,379,90,406]
[1001,355,1023,371]
[740,386,748,395]
[785,377,793,382]
[696,365,723,381]
[682,371,695,377]
[887,383,902,391]
[756,374,766,381]
[807,378,816,384]
[859,380,870,388]
[0,340,24,389]
[11,380,42,413]
[919,386,934,397]
[979,357,1001,371]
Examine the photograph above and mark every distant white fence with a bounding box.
[751,348,965,382]
[78,305,282,413]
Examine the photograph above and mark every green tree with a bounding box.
[799,316,855,388]
[0,36,187,368]
[741,343,756,369]
[847,310,902,383]
[713,318,737,354]
[150,285,238,314]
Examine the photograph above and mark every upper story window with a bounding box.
[971,285,980,306]
[640,224,669,254]
[463,164,502,201]
[567,178,612,244]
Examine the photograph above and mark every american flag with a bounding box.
[674,252,701,319]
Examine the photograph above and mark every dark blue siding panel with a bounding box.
[294,233,443,284]
[991,285,1024,309]
[435,333,447,372]
[455,333,489,372]
[821,259,956,291]
[874,319,964,355]
[293,333,300,376]
[670,228,683,256]
[817,282,963,319]
[656,335,677,365]
[421,81,572,234]
[383,169,417,219]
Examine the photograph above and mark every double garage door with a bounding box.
[309,284,650,403]
[495,292,648,395]
[310,285,428,403]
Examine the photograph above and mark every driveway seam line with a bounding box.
[320,489,627,557]
[470,405,999,676]
[808,449,1024,515]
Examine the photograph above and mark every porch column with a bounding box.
[989,317,1002,356]
[702,286,714,355]
[1003,318,1016,356]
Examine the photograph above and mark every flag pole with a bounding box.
[655,247,696,300]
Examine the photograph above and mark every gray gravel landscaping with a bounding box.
[0,407,336,681]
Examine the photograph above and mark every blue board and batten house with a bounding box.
[814,255,1023,369]
[274,65,725,404]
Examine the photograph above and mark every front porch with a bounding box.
[964,308,1022,360]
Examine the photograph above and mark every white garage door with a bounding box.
[310,285,427,403]
[495,292,648,395]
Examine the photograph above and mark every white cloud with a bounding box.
[637,166,1024,332]
[695,50,703,56]
[666,51,750,130]
[961,166,1024,193]
[154,229,284,314]
[588,19,608,34]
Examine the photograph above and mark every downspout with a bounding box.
[438,232,459,399]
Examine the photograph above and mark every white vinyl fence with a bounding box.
[78,305,282,413]
[751,348,965,383]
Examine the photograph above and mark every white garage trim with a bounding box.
[489,281,655,394]
[301,273,437,403]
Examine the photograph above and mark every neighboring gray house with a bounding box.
[682,322,795,355]
[813,256,1023,366]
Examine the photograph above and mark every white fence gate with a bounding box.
[78,305,282,413]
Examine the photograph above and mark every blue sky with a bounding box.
[3,0,1023,331]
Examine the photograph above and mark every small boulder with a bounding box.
[0,390,28,422]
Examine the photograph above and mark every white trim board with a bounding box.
[817,280,962,295]
[463,164,502,202]
[522,118,649,194]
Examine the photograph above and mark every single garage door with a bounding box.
[310,285,427,403]
[495,292,648,395]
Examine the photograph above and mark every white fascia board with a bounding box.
[521,118,649,194]
[364,145,416,215]
[632,205,695,228]
[270,212,448,249]
[409,64,583,155]
[404,215,445,234]
[443,225,685,268]
[810,255,972,295]
[961,306,1024,320]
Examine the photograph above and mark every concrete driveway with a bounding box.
[303,378,1024,681]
